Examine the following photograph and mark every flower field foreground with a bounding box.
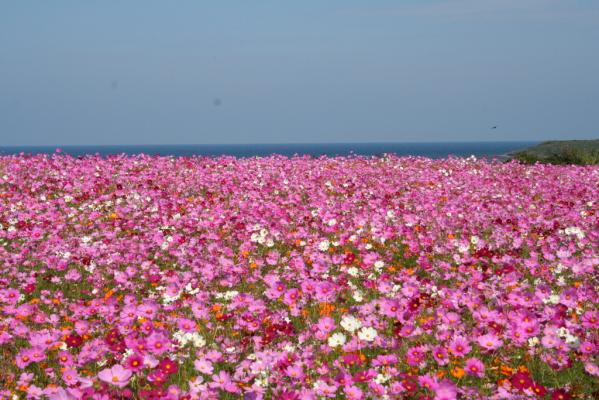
[0,154,597,400]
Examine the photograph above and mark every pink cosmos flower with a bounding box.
[43,384,77,400]
[146,332,171,355]
[405,345,428,366]
[344,385,364,400]
[432,346,450,366]
[286,365,304,380]
[124,354,144,372]
[194,358,214,375]
[177,317,196,332]
[584,362,599,377]
[448,336,471,357]
[477,333,503,351]
[315,381,338,398]
[16,348,35,369]
[433,380,457,400]
[209,370,238,393]
[98,364,132,388]
[465,357,485,378]
[579,341,596,355]
[316,317,336,334]
[62,368,80,386]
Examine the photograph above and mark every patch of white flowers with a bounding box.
[557,327,579,347]
[318,240,330,252]
[214,290,239,301]
[327,332,347,347]
[173,331,206,348]
[340,315,362,333]
[357,327,378,342]
[542,293,560,305]
[564,226,585,240]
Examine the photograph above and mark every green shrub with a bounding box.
[514,145,599,165]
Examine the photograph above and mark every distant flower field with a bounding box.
[0,154,597,399]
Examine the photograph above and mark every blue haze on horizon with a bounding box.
[1,0,598,146]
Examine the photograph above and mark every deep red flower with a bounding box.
[158,358,179,375]
[551,389,572,400]
[510,372,533,390]
[531,383,547,397]
[23,283,36,294]
[65,334,83,348]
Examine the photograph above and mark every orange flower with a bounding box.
[103,289,115,301]
[500,365,514,376]
[318,302,335,316]
[517,365,529,373]
[451,366,465,379]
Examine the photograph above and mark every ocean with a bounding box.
[0,142,537,158]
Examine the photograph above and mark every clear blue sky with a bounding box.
[1,0,598,145]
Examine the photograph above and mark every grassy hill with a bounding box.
[510,139,599,165]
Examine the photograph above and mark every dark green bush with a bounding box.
[514,145,599,165]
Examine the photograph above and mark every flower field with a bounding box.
[0,154,597,399]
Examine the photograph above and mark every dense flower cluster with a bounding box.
[0,153,597,399]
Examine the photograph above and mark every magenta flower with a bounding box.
[124,354,144,372]
[61,368,80,386]
[146,332,171,355]
[209,371,238,393]
[477,333,503,351]
[432,346,450,366]
[344,385,364,400]
[448,337,471,357]
[465,358,485,378]
[433,380,457,400]
[97,364,132,388]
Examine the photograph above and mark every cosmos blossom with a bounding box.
[97,364,132,388]
[465,358,485,378]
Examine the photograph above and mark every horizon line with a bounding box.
[0,139,556,148]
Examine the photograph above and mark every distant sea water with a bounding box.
[0,142,538,159]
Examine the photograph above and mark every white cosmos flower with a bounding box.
[352,291,363,302]
[358,327,378,342]
[327,333,347,347]
[340,315,362,333]
[318,240,330,252]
